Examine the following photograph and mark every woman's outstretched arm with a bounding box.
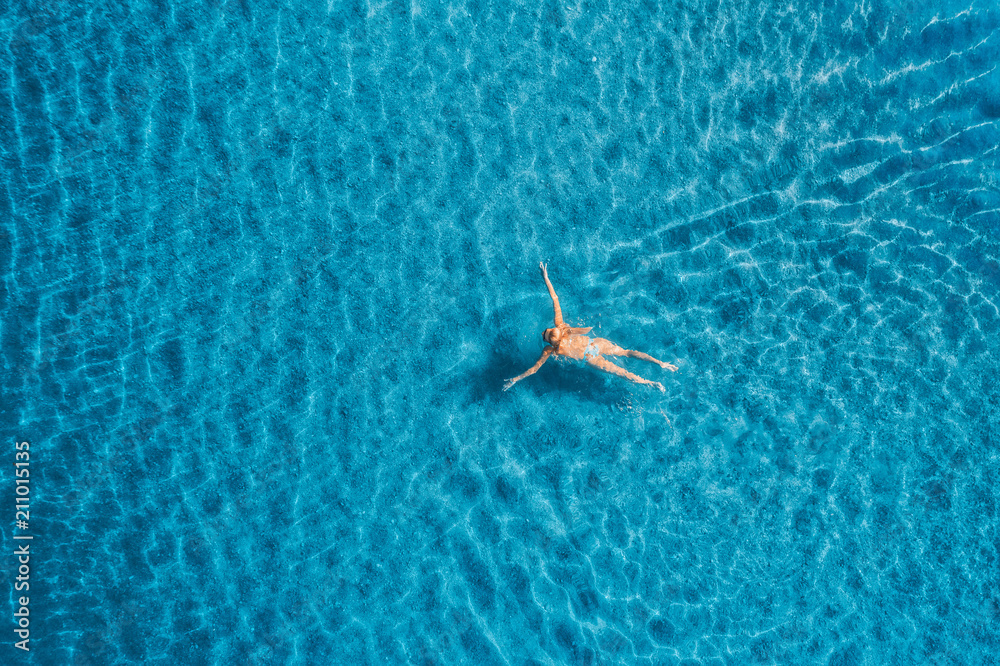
[540,262,564,325]
[503,347,553,391]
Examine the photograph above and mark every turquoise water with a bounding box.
[2,0,999,664]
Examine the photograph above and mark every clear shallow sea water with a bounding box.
[2,0,999,664]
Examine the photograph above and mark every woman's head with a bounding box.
[543,327,563,344]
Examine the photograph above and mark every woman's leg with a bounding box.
[622,349,678,371]
[587,355,665,392]
[594,338,678,371]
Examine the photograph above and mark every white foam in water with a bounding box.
[840,160,880,183]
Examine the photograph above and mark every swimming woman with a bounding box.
[504,263,678,392]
